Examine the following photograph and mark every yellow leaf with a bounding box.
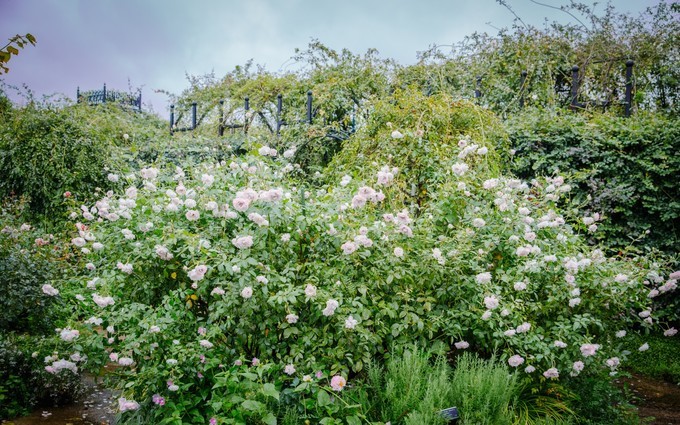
[171,272,177,279]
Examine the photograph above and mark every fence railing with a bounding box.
[170,60,635,136]
[77,84,142,111]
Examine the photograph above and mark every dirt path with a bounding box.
[619,373,680,425]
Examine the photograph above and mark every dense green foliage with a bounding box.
[623,332,680,384]
[0,199,84,420]
[506,109,679,256]
[0,2,677,423]
[0,100,165,215]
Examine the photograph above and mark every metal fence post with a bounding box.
[137,91,142,112]
[170,104,175,134]
[276,94,282,136]
[519,70,527,108]
[244,96,250,134]
[475,76,482,99]
[191,102,197,130]
[102,83,107,103]
[307,90,313,124]
[570,65,580,109]
[625,60,634,117]
[218,100,225,136]
[76,87,80,104]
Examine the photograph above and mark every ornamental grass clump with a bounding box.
[449,353,517,425]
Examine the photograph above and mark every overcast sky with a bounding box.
[0,0,658,116]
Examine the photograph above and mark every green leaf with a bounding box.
[317,388,332,407]
[262,412,277,425]
[262,383,280,401]
[241,399,265,412]
[346,416,361,425]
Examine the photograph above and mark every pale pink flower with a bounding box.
[516,322,531,333]
[476,272,492,284]
[472,218,486,228]
[573,361,585,372]
[341,241,358,255]
[508,355,524,367]
[664,328,678,337]
[93,294,115,308]
[286,314,299,324]
[638,343,649,352]
[155,245,174,260]
[305,284,317,298]
[152,394,165,406]
[454,341,469,349]
[118,357,134,366]
[605,357,620,369]
[354,234,373,248]
[59,329,80,342]
[118,397,140,412]
[241,287,253,299]
[398,224,413,237]
[451,162,469,176]
[580,343,600,357]
[284,364,296,375]
[248,212,269,226]
[232,197,251,212]
[42,284,59,296]
[345,315,358,329]
[199,339,214,349]
[185,210,200,221]
[116,262,133,274]
[330,375,347,391]
[188,265,208,282]
[201,174,215,187]
[484,295,499,310]
[232,235,254,249]
[323,299,339,316]
[543,368,559,379]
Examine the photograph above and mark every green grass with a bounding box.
[623,332,680,384]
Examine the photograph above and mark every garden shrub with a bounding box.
[564,373,641,425]
[506,108,680,256]
[0,334,85,420]
[46,111,677,423]
[0,198,66,335]
[0,198,89,420]
[0,101,164,215]
[331,87,508,210]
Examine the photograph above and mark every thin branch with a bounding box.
[529,0,590,32]
[496,0,529,30]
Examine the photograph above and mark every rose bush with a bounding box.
[49,110,677,422]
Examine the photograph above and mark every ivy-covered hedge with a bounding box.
[0,101,165,215]
[506,109,679,256]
